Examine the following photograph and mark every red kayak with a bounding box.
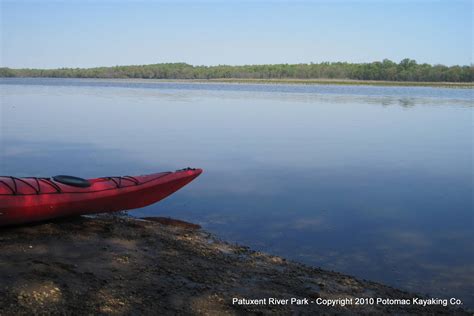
[0,168,202,227]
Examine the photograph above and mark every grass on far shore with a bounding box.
[202,78,474,88]
[3,76,472,88]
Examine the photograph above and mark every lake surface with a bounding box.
[1,78,473,306]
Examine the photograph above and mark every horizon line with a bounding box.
[2,59,473,70]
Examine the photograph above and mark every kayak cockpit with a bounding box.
[52,175,91,188]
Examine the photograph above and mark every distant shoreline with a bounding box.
[2,77,473,88]
[200,78,474,88]
[1,59,472,88]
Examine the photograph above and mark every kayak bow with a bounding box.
[0,168,202,227]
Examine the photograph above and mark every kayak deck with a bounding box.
[0,172,172,195]
[0,168,202,226]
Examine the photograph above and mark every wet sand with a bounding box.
[0,216,469,315]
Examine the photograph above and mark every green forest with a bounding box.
[0,59,472,82]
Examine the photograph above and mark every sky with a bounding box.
[0,0,472,68]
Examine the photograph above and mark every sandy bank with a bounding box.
[0,216,468,315]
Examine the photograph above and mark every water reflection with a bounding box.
[1,78,472,108]
[1,79,473,307]
[0,139,164,177]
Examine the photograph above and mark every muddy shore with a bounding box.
[0,216,468,315]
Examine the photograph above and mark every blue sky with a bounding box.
[1,0,472,68]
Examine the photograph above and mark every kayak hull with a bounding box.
[0,169,202,227]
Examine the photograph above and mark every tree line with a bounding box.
[0,59,472,82]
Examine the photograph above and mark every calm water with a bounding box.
[1,78,473,306]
